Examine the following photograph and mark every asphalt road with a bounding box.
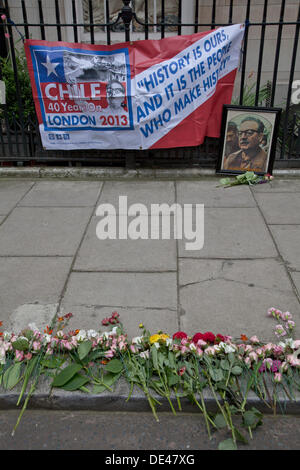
[0,410,299,452]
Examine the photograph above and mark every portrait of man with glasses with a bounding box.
[223,116,268,172]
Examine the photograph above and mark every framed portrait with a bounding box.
[216,105,282,176]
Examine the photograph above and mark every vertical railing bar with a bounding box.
[106,0,111,45]
[144,0,148,39]
[288,113,296,158]
[211,0,216,29]
[161,0,165,39]
[239,0,251,105]
[228,0,233,25]
[55,0,62,41]
[178,0,182,36]
[255,0,268,106]
[153,0,157,33]
[270,0,286,106]
[0,111,6,157]
[88,0,94,44]
[37,0,45,40]
[4,0,28,157]
[194,0,199,33]
[3,106,13,156]
[72,0,78,42]
[13,114,20,155]
[280,4,300,159]
[21,0,29,39]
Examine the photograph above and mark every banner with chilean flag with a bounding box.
[24,24,244,150]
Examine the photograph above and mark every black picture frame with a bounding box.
[215,105,282,176]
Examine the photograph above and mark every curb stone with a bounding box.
[0,167,300,180]
[1,377,300,415]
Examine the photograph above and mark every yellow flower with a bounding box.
[159,334,170,341]
[149,333,170,344]
[139,323,144,329]
[150,334,161,344]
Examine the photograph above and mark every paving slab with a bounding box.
[254,193,300,224]
[178,207,277,259]
[270,225,300,271]
[61,272,177,311]
[74,216,177,271]
[0,180,34,214]
[19,181,102,207]
[0,207,92,256]
[98,181,176,214]
[176,180,256,207]
[0,257,72,329]
[178,258,300,341]
[57,305,179,339]
[251,179,300,192]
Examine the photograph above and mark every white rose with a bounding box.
[87,329,98,339]
[76,330,87,341]
[132,336,143,344]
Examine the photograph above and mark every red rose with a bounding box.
[172,331,188,340]
[215,334,225,344]
[202,332,216,343]
[192,332,204,344]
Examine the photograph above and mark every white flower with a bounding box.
[139,350,150,359]
[132,336,143,344]
[87,329,98,339]
[42,334,52,344]
[153,342,160,349]
[166,338,173,347]
[76,330,87,341]
[3,331,12,341]
[189,343,197,351]
[99,331,109,340]
[111,326,119,336]
[56,330,64,338]
[0,346,6,365]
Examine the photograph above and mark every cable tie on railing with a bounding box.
[7,18,26,43]
[244,19,251,28]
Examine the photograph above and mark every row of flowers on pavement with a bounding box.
[0,307,300,450]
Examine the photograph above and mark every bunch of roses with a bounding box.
[267,308,295,338]
[101,312,120,326]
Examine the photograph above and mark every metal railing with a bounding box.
[0,0,299,168]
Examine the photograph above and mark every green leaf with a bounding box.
[104,359,123,374]
[167,373,180,387]
[220,178,232,186]
[214,413,227,429]
[41,356,66,369]
[52,363,82,387]
[102,371,121,387]
[78,340,92,361]
[209,368,224,382]
[2,363,22,390]
[93,384,107,394]
[234,427,249,444]
[218,438,237,450]
[151,345,159,370]
[220,359,230,371]
[228,353,236,364]
[60,374,89,391]
[231,366,243,376]
[11,338,29,352]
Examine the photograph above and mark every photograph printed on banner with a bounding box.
[216,105,282,175]
[63,50,128,115]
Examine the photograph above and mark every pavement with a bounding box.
[0,168,300,414]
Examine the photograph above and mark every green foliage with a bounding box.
[0,45,36,125]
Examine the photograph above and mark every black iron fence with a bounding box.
[0,0,299,168]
